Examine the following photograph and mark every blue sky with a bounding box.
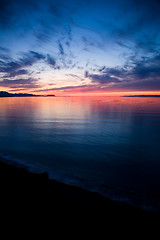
[0,0,160,95]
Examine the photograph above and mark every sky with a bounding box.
[0,0,160,95]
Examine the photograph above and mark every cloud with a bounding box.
[85,52,160,91]
[124,53,160,80]
[86,67,125,85]
[0,51,58,78]
[58,41,64,56]
[46,54,56,67]
[0,51,45,74]
[114,78,160,91]
[4,69,29,78]
[0,77,41,89]
[19,51,45,67]
[88,73,121,84]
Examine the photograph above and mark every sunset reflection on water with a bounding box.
[0,96,160,209]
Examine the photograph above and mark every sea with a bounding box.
[0,96,160,211]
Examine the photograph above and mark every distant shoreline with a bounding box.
[0,91,55,97]
[122,95,160,98]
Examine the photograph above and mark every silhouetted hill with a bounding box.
[0,91,55,97]
[0,91,36,97]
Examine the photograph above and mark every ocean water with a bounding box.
[0,96,160,211]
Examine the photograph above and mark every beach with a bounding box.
[0,157,159,223]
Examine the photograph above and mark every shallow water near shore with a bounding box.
[0,96,160,211]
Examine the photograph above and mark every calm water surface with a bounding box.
[0,96,160,210]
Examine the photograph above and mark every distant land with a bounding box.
[0,91,55,97]
[122,95,160,98]
[44,95,55,97]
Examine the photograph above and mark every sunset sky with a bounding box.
[0,0,160,95]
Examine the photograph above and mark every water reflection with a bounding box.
[0,96,160,207]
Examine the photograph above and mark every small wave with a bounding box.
[0,153,159,213]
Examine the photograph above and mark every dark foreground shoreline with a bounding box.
[0,157,159,224]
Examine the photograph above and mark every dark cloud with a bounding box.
[0,77,40,89]
[0,60,21,74]
[126,53,160,79]
[9,88,29,92]
[46,54,56,67]
[0,51,58,77]
[4,69,29,78]
[86,52,160,90]
[19,51,45,67]
[0,51,45,73]
[98,67,127,78]
[88,73,121,84]
[86,67,125,85]
[85,71,89,78]
[58,42,64,56]
[114,78,160,91]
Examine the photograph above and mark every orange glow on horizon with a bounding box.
[31,90,160,97]
[55,91,160,97]
[1,86,160,97]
